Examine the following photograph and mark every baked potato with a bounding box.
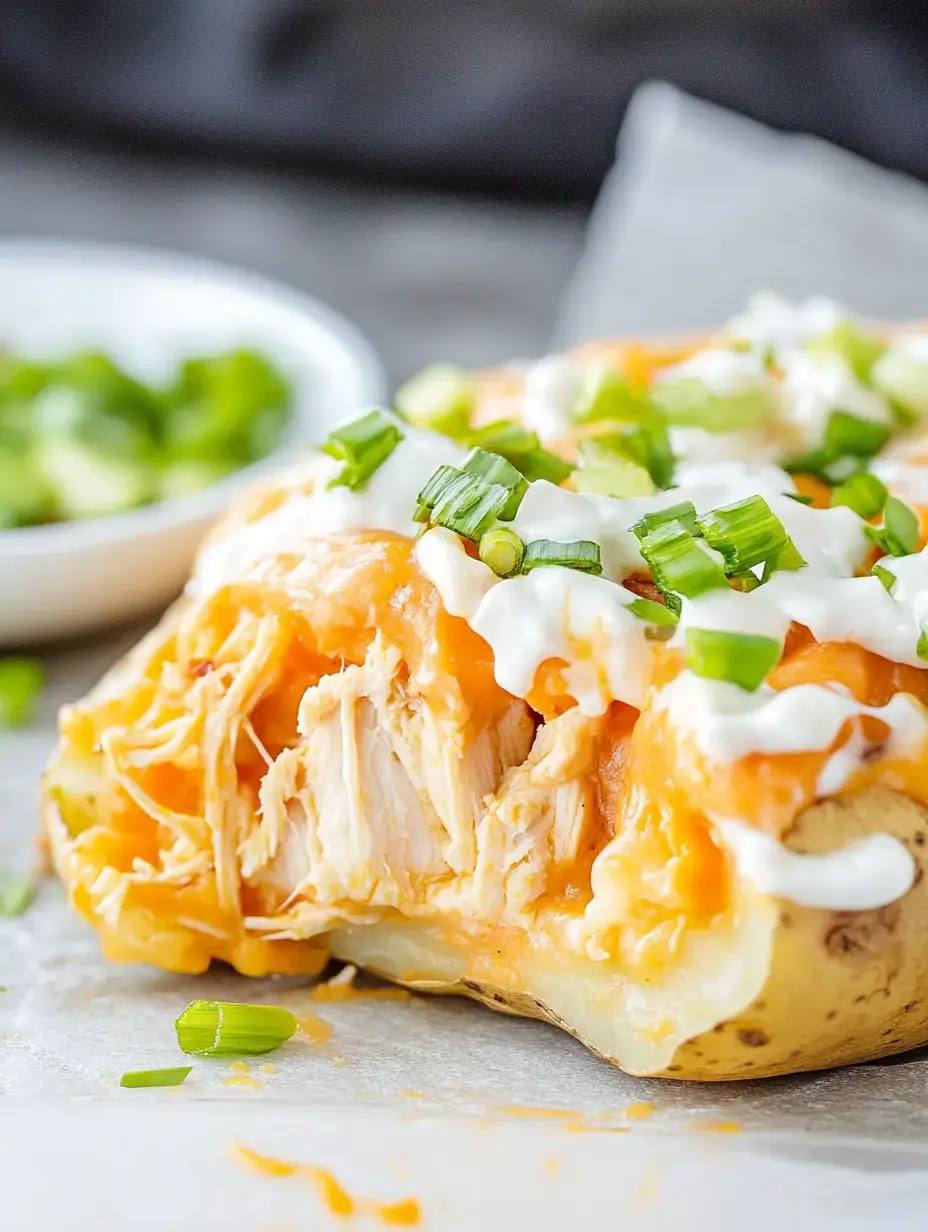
[44,293,928,1078]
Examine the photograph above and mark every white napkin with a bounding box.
[556,82,928,343]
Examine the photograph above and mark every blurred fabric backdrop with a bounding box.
[0,0,926,381]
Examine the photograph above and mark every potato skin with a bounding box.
[379,789,928,1080]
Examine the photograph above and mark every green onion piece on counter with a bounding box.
[631,501,699,540]
[653,376,778,432]
[572,367,659,425]
[430,473,512,540]
[872,348,928,419]
[865,496,921,558]
[626,597,679,628]
[830,472,888,520]
[685,629,782,692]
[0,871,34,917]
[0,658,45,728]
[462,448,528,519]
[521,539,602,575]
[784,492,815,506]
[872,563,896,593]
[696,496,790,574]
[323,410,402,491]
[806,321,888,384]
[823,410,890,460]
[394,364,475,436]
[461,420,573,486]
[175,1000,297,1057]
[120,1066,192,1089]
[478,527,525,577]
[637,521,728,599]
[571,459,655,498]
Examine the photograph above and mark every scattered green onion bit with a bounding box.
[572,367,659,425]
[918,627,928,664]
[631,501,699,540]
[120,1066,192,1089]
[626,597,679,628]
[0,658,45,728]
[323,409,402,491]
[416,464,461,513]
[478,527,525,578]
[685,629,782,692]
[521,539,602,575]
[462,447,528,519]
[784,492,815,506]
[394,363,475,436]
[579,424,675,491]
[462,420,572,485]
[637,521,728,600]
[696,496,790,574]
[430,473,512,540]
[830,472,888,520]
[865,496,921,558]
[824,410,890,460]
[653,376,778,432]
[0,871,34,917]
[571,458,655,498]
[175,1000,297,1057]
[872,563,896,593]
[806,321,888,384]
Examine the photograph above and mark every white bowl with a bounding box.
[0,240,385,646]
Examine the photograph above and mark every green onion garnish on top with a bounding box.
[830,472,888,520]
[653,375,778,432]
[461,420,572,486]
[462,447,528,519]
[631,501,699,540]
[685,629,782,692]
[918,626,928,663]
[579,423,675,492]
[865,496,921,557]
[394,363,475,437]
[695,496,791,574]
[0,657,45,728]
[120,1066,192,1089]
[806,321,888,384]
[478,527,525,577]
[571,458,655,498]
[872,563,896,593]
[521,539,602,575]
[637,521,728,599]
[323,409,402,491]
[430,472,512,540]
[0,870,35,917]
[572,367,659,425]
[175,1000,297,1058]
[823,410,890,460]
[626,597,679,628]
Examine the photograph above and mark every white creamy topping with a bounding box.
[521,354,581,443]
[413,527,496,619]
[190,424,464,596]
[657,673,927,764]
[780,352,892,448]
[725,291,844,355]
[872,459,928,507]
[886,333,928,364]
[669,426,781,464]
[714,819,916,911]
[657,347,774,396]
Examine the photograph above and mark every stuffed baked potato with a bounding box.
[44,293,928,1078]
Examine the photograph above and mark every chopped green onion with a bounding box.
[685,629,782,692]
[918,628,928,663]
[416,464,461,514]
[462,447,528,519]
[872,563,896,593]
[175,1000,297,1057]
[653,376,778,432]
[626,597,679,628]
[572,367,659,425]
[0,658,45,728]
[806,321,888,384]
[478,527,524,577]
[637,522,728,599]
[323,410,402,491]
[823,410,890,460]
[0,871,34,917]
[430,472,512,540]
[579,424,675,491]
[521,539,602,575]
[571,460,655,498]
[394,364,474,436]
[120,1066,192,1089]
[784,492,815,506]
[865,496,920,558]
[830,472,888,520]
[461,420,572,485]
[760,538,808,584]
[696,496,790,574]
[631,501,699,540]
[872,348,928,419]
